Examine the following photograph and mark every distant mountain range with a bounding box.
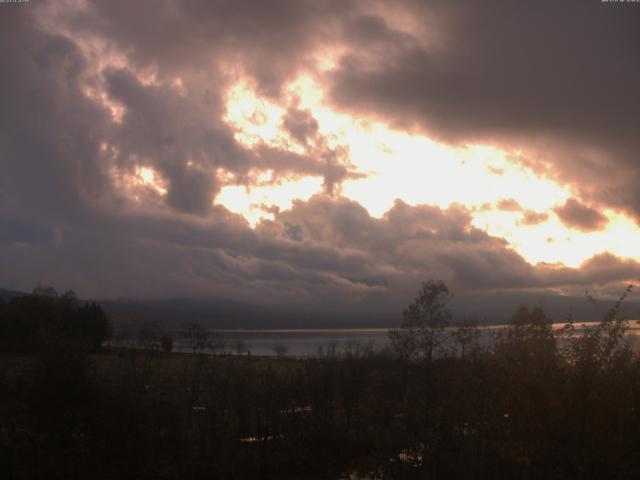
[98,296,396,330]
[1,287,638,330]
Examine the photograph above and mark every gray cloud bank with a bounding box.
[329,0,640,221]
[0,1,638,320]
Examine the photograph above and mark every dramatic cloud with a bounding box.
[328,1,640,220]
[0,1,638,321]
[554,199,608,232]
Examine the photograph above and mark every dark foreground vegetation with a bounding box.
[1,282,639,479]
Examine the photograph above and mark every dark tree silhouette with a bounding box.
[388,279,453,362]
[0,287,110,352]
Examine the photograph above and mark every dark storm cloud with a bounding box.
[31,0,358,213]
[0,0,638,316]
[267,196,631,295]
[341,12,417,52]
[102,67,243,214]
[554,199,608,232]
[102,68,354,213]
[543,255,640,291]
[65,0,354,95]
[0,9,111,221]
[329,1,640,220]
[578,254,640,286]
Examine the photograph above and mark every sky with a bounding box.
[1,0,639,319]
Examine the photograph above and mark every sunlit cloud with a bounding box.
[224,80,292,151]
[4,0,640,306]
[477,210,640,268]
[83,84,125,123]
[110,164,168,202]
[220,72,640,269]
[216,173,324,227]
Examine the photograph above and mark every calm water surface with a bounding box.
[171,321,640,357]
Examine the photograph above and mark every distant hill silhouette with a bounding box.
[100,292,640,330]
[99,296,396,330]
[1,287,637,330]
[0,288,26,301]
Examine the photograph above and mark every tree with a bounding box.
[160,335,174,354]
[182,322,209,355]
[233,339,247,355]
[83,302,110,350]
[0,289,110,352]
[32,285,58,297]
[273,343,288,358]
[137,321,159,350]
[566,284,634,373]
[452,317,481,359]
[389,280,453,362]
[494,304,557,366]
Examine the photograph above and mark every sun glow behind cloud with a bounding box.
[476,210,640,268]
[110,163,168,202]
[216,172,324,226]
[217,73,640,268]
[224,82,293,152]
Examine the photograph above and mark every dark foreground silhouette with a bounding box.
[1,283,639,479]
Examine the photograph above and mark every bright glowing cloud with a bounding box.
[110,164,168,202]
[220,73,640,269]
[4,0,640,307]
[216,173,324,227]
[224,80,295,152]
[480,210,640,268]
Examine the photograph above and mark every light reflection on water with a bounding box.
[175,328,389,357]
[170,321,640,357]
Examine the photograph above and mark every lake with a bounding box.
[170,321,640,357]
[172,328,389,357]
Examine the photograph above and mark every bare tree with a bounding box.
[389,280,453,362]
[453,317,481,359]
[273,343,288,358]
[233,339,247,355]
[182,322,210,355]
